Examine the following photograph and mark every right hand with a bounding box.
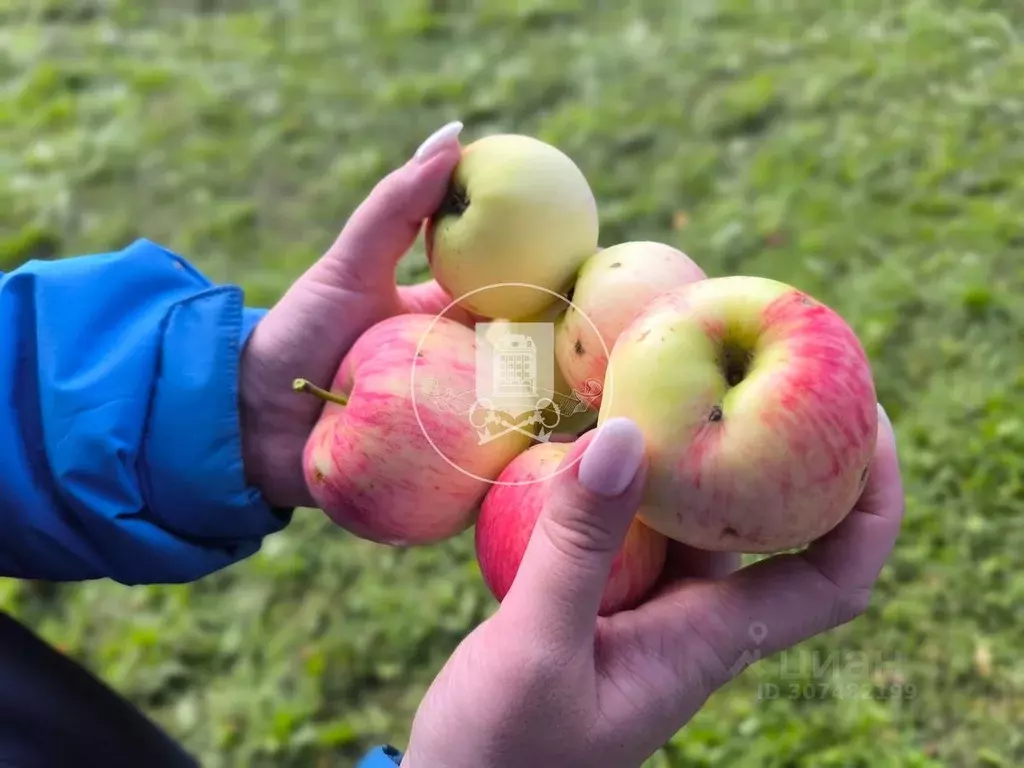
[403,405,904,767]
[238,121,470,510]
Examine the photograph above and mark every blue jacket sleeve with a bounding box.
[0,238,292,585]
[357,746,404,767]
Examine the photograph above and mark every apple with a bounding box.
[425,134,599,320]
[298,313,534,546]
[555,241,706,410]
[475,441,668,615]
[598,276,878,553]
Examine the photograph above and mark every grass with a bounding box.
[2,0,1023,765]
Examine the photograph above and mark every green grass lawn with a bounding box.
[2,0,1023,765]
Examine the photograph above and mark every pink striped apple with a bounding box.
[598,276,878,553]
[555,241,706,409]
[299,314,534,546]
[475,441,668,616]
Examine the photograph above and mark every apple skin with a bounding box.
[598,276,878,553]
[425,134,599,321]
[303,314,534,546]
[475,441,668,616]
[555,241,707,410]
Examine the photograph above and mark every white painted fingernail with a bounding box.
[877,403,895,447]
[414,120,464,162]
[578,418,646,498]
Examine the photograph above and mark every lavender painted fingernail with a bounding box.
[578,418,646,498]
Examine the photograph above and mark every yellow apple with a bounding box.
[425,134,599,320]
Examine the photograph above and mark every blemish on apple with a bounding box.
[709,405,723,422]
[574,339,585,355]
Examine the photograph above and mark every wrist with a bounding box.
[238,362,314,510]
[237,313,313,510]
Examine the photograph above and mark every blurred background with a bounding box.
[2,1,1022,766]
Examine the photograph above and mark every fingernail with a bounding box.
[578,418,646,498]
[414,120,463,162]
[877,402,891,429]
[877,402,895,443]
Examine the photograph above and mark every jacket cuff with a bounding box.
[241,306,268,348]
[141,284,291,544]
[357,745,404,767]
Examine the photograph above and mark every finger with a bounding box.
[310,120,464,295]
[501,418,648,651]
[799,403,903,607]
[397,279,481,327]
[629,403,903,691]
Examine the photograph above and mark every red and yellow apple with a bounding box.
[300,314,533,546]
[425,134,599,320]
[598,276,878,553]
[475,441,668,615]
[555,241,706,409]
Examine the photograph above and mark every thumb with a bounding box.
[308,120,464,296]
[255,121,465,398]
[503,418,648,649]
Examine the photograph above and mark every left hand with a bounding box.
[238,120,470,508]
[401,407,904,767]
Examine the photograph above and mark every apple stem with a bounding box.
[293,378,348,407]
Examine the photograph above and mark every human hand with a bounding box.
[402,405,903,768]
[237,121,473,509]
